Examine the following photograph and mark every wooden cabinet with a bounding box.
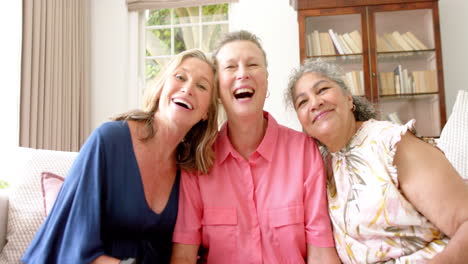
[294,0,445,137]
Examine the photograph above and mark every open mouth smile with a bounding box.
[172,98,193,110]
[233,87,255,100]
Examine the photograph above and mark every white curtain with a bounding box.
[20,0,90,152]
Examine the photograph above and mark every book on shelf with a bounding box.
[307,30,338,56]
[412,70,437,93]
[405,31,428,50]
[306,32,313,56]
[312,30,321,56]
[344,70,364,96]
[387,66,437,95]
[328,29,344,55]
[379,71,395,95]
[391,31,413,51]
[307,30,364,56]
[401,33,419,50]
[393,64,404,94]
[376,31,429,52]
[349,30,363,52]
[319,32,335,55]
[343,33,361,53]
[376,35,391,52]
[384,33,403,51]
[338,34,352,54]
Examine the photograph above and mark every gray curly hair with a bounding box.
[285,59,376,121]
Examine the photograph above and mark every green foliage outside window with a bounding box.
[0,180,9,190]
[145,4,228,81]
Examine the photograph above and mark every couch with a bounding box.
[0,147,78,263]
[0,90,466,263]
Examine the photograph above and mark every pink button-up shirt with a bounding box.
[173,112,334,263]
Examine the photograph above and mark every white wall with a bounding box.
[90,0,303,131]
[0,2,21,148]
[90,0,466,131]
[90,0,133,130]
[439,0,468,117]
[230,0,302,130]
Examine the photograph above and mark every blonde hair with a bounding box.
[114,49,219,173]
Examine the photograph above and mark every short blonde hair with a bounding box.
[114,49,219,173]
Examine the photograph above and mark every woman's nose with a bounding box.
[236,65,250,80]
[309,95,323,111]
[181,83,194,95]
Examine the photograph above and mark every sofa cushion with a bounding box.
[438,90,468,179]
[41,172,65,216]
[0,147,77,264]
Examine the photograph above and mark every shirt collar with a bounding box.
[216,111,278,163]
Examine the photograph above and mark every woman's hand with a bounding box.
[170,243,199,264]
[91,255,120,264]
[395,132,468,263]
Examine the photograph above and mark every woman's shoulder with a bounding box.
[356,119,416,153]
[91,120,128,138]
[84,120,130,148]
[361,119,415,138]
[277,124,315,145]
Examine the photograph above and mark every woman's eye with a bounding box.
[318,87,329,93]
[296,99,306,108]
[248,63,258,67]
[225,65,235,69]
[175,74,185,81]
[197,84,207,90]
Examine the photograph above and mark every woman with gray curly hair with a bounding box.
[286,59,468,263]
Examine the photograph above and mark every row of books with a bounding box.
[306,30,363,56]
[379,65,437,95]
[376,31,428,52]
[343,70,365,96]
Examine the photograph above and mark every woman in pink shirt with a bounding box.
[171,30,340,264]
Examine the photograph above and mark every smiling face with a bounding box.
[157,56,214,129]
[293,72,354,144]
[216,40,268,119]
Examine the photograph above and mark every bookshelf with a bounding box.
[294,0,445,137]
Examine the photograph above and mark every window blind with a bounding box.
[127,0,238,11]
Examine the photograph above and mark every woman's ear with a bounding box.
[347,94,354,110]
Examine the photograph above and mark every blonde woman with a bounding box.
[22,49,219,264]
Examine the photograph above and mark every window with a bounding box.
[143,4,229,91]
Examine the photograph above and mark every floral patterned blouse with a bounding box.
[326,119,449,264]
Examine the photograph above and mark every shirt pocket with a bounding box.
[269,205,306,263]
[202,207,238,263]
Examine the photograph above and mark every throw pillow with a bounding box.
[40,172,65,216]
[0,148,77,264]
[438,89,468,179]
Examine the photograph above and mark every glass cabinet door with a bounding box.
[300,8,368,97]
[371,7,442,137]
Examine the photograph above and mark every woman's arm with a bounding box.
[170,243,199,264]
[395,132,468,263]
[307,244,341,264]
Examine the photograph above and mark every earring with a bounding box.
[266,90,270,98]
